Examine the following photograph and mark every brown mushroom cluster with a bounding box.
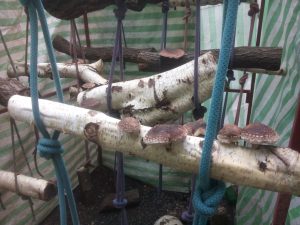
[217,122,279,147]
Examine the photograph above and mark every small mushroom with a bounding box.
[241,122,279,146]
[159,48,186,59]
[154,215,183,225]
[143,124,187,145]
[183,119,206,137]
[118,117,141,134]
[217,124,242,144]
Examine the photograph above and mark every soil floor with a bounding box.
[40,165,235,225]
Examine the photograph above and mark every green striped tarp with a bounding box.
[0,0,298,224]
[236,0,300,224]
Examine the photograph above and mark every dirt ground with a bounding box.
[39,165,234,225]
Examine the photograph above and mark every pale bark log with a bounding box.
[0,170,57,201]
[7,60,107,85]
[77,52,217,125]
[7,95,300,196]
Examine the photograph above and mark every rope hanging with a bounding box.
[106,1,128,225]
[192,0,207,121]
[18,0,79,224]
[192,1,239,225]
[158,0,170,196]
[182,0,203,222]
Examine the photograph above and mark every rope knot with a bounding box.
[114,2,127,21]
[162,0,169,13]
[113,198,128,209]
[37,138,64,159]
[193,179,225,217]
[248,2,259,16]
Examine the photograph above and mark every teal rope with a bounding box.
[19,0,79,224]
[192,0,239,225]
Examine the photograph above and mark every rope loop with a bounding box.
[248,2,259,16]
[114,0,127,21]
[113,198,128,209]
[193,179,226,217]
[37,138,64,159]
[162,0,169,13]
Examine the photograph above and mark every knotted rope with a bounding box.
[19,0,79,224]
[192,1,239,225]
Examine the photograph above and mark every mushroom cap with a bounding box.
[241,122,279,145]
[118,117,141,134]
[159,48,186,59]
[154,215,183,225]
[217,124,241,144]
[143,124,187,144]
[183,119,206,137]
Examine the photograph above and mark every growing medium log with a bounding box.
[77,52,217,125]
[7,95,300,196]
[0,78,29,107]
[42,0,250,20]
[53,35,156,62]
[0,170,57,201]
[138,47,283,73]
[7,60,107,85]
[53,35,282,73]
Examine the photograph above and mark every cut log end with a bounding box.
[42,181,58,201]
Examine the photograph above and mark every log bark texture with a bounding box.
[53,35,282,72]
[137,47,283,72]
[7,95,300,196]
[77,52,217,125]
[0,78,29,107]
[42,0,249,20]
[0,170,57,201]
[53,35,156,62]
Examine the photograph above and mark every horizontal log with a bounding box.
[77,52,217,125]
[53,35,156,62]
[7,60,107,85]
[53,35,282,73]
[8,95,300,196]
[0,170,57,201]
[43,0,250,20]
[137,47,283,73]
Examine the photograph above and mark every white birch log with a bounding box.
[0,170,57,201]
[8,95,300,196]
[77,52,217,126]
[7,60,107,85]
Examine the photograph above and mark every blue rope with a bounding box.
[19,0,79,224]
[192,0,239,225]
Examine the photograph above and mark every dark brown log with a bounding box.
[99,188,140,212]
[0,78,29,107]
[53,35,282,72]
[43,0,250,20]
[77,166,94,205]
[138,47,282,72]
[53,35,156,62]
